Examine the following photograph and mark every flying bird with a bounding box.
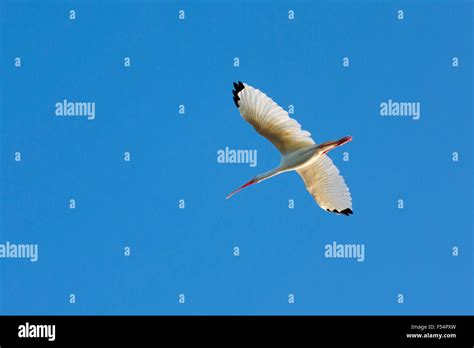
[227,81,353,216]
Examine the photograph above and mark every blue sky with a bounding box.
[0,0,472,314]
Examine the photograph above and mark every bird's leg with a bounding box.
[319,136,352,155]
[226,178,257,199]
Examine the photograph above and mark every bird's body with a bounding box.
[228,81,353,216]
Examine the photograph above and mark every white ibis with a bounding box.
[227,81,353,216]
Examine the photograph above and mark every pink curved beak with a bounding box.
[226,179,256,199]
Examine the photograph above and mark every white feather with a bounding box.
[236,83,315,155]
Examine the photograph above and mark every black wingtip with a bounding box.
[340,208,353,216]
[326,208,353,216]
[232,81,245,107]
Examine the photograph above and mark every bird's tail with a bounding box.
[319,136,352,155]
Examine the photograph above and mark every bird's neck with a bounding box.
[255,167,284,183]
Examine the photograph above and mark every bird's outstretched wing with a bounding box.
[232,81,315,155]
[297,155,353,215]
